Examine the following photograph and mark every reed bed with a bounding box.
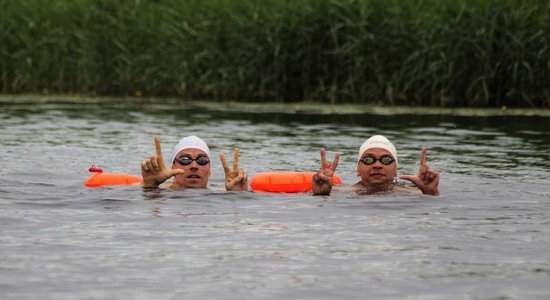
[1,0,549,107]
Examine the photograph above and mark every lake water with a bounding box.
[1,98,549,299]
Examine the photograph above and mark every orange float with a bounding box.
[84,165,143,187]
[84,165,341,192]
[250,171,342,193]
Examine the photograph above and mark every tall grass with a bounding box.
[1,0,548,107]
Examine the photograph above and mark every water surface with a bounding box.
[1,99,549,299]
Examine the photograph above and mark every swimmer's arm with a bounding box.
[399,147,440,196]
[312,148,340,196]
[312,172,332,195]
[141,136,185,189]
[394,184,423,194]
[220,147,249,192]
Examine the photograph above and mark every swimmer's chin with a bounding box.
[169,182,208,189]
[171,178,208,189]
[368,173,389,182]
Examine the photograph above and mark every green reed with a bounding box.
[1,0,548,107]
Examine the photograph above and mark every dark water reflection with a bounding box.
[1,99,549,299]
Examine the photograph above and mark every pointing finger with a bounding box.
[330,152,340,171]
[154,136,163,158]
[233,147,239,171]
[219,153,231,176]
[420,147,427,166]
[320,148,327,169]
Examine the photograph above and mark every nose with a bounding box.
[185,161,199,170]
[372,161,383,168]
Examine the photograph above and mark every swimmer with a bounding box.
[141,135,248,191]
[312,135,440,196]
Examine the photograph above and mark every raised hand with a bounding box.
[399,147,440,195]
[312,148,340,195]
[141,136,185,189]
[220,147,248,191]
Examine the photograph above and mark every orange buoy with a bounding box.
[84,165,142,187]
[250,172,342,193]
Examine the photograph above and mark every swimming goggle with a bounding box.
[360,155,395,165]
[175,156,210,166]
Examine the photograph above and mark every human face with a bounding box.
[357,148,397,185]
[172,148,211,188]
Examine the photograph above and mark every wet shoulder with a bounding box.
[394,183,422,194]
[345,182,422,195]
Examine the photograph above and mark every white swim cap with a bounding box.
[358,135,398,166]
[169,135,210,166]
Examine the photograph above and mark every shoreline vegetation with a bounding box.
[1,0,549,108]
[2,94,549,117]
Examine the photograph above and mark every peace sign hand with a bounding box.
[220,147,248,191]
[399,147,440,195]
[312,148,340,195]
[141,136,185,189]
